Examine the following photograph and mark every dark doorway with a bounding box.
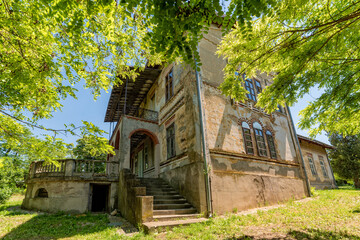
[91,184,109,212]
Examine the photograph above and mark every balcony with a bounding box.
[27,159,119,181]
[104,66,161,123]
[126,107,158,123]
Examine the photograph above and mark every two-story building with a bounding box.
[23,24,337,227]
[105,24,311,224]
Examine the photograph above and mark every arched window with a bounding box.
[266,130,277,159]
[36,188,48,198]
[242,122,254,154]
[253,122,267,157]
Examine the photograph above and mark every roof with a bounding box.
[297,134,335,149]
[104,66,162,122]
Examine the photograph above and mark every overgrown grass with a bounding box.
[1,188,360,239]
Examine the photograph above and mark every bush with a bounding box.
[0,157,27,204]
[0,186,12,204]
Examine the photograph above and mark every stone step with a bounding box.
[139,178,165,183]
[143,218,207,233]
[153,199,187,204]
[153,208,197,215]
[147,191,179,196]
[152,213,202,221]
[145,186,173,190]
[153,194,184,200]
[154,203,192,210]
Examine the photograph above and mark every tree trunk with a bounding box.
[354,177,360,189]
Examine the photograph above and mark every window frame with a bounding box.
[319,156,328,178]
[265,130,277,159]
[166,123,176,159]
[245,78,257,102]
[165,68,174,102]
[241,122,254,155]
[253,122,267,157]
[307,154,318,176]
[254,79,262,94]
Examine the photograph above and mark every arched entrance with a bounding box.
[129,129,159,177]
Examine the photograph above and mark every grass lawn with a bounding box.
[0,187,359,239]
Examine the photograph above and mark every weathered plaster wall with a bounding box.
[22,180,118,213]
[159,158,207,213]
[203,84,297,162]
[157,65,207,213]
[197,25,308,213]
[211,170,306,213]
[299,140,336,189]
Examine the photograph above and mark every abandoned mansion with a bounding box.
[22,24,336,226]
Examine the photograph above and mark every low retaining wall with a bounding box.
[22,179,118,213]
[118,169,153,225]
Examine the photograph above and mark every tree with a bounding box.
[72,125,113,160]
[328,134,360,188]
[218,0,360,136]
[1,0,277,165]
[0,121,72,203]
[4,0,357,155]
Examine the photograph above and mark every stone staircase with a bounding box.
[139,178,206,232]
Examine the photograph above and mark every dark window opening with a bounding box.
[245,78,257,101]
[36,188,48,198]
[266,130,277,159]
[242,122,254,155]
[165,69,174,102]
[253,122,267,157]
[91,184,109,212]
[166,124,176,159]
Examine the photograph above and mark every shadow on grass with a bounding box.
[2,206,138,239]
[2,212,112,239]
[0,204,34,216]
[227,228,360,240]
[352,208,360,213]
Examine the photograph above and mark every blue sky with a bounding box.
[32,81,330,145]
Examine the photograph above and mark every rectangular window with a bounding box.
[165,69,174,102]
[254,80,262,94]
[245,78,257,101]
[254,129,267,157]
[242,127,254,155]
[308,154,317,176]
[144,146,149,169]
[319,156,328,178]
[166,124,176,159]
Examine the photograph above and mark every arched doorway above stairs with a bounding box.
[129,129,159,178]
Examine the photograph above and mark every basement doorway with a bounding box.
[90,184,110,212]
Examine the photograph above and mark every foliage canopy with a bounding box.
[329,133,360,188]
[2,0,358,161]
[218,0,360,136]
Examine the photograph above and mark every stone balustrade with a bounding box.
[28,159,119,180]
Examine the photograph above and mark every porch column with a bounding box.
[119,136,131,170]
